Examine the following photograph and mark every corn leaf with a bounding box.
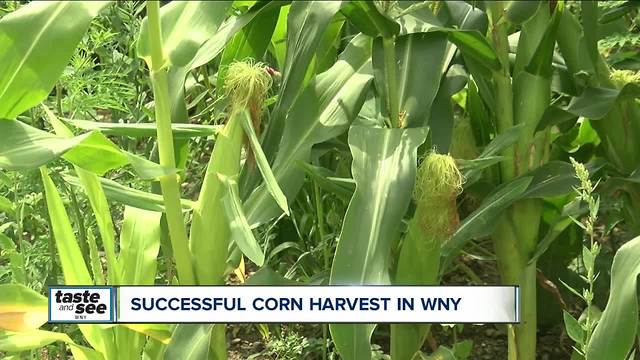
[556,9,596,79]
[341,1,400,38]
[441,1,488,32]
[329,126,428,360]
[41,167,114,356]
[523,2,563,78]
[0,1,109,119]
[445,29,500,72]
[565,84,640,120]
[270,5,290,69]
[221,175,264,266]
[44,106,120,285]
[138,0,233,169]
[441,176,533,266]
[64,119,221,139]
[0,329,103,359]
[371,32,448,127]
[216,5,280,88]
[513,2,551,76]
[61,173,195,212]
[587,235,640,360]
[505,1,540,24]
[245,34,373,226]
[599,1,640,24]
[238,110,288,215]
[0,284,47,332]
[428,65,468,151]
[137,1,231,68]
[298,162,355,201]
[41,167,92,284]
[118,206,162,285]
[0,120,123,173]
[189,1,284,70]
[164,324,213,360]
[121,324,172,345]
[0,119,173,179]
[261,0,345,159]
[86,230,105,285]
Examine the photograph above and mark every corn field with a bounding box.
[0,0,639,359]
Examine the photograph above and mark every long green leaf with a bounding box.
[41,167,92,285]
[0,284,47,332]
[330,126,428,360]
[566,84,640,120]
[0,120,123,173]
[43,106,121,285]
[61,173,195,212]
[189,2,285,71]
[138,1,233,169]
[441,176,533,265]
[245,34,373,226]
[238,110,288,215]
[427,65,468,151]
[0,1,108,118]
[137,2,231,68]
[341,1,400,38]
[261,0,344,159]
[221,176,264,266]
[118,206,162,285]
[0,329,103,359]
[0,119,172,178]
[216,5,280,88]
[40,167,114,356]
[372,32,448,127]
[587,235,640,359]
[445,29,500,72]
[164,324,213,360]
[65,119,221,139]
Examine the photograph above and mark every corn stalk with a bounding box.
[487,2,562,359]
[144,0,195,285]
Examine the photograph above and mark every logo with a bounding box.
[48,287,115,323]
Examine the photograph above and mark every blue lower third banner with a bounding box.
[49,286,519,324]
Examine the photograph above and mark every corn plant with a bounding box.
[1,1,640,360]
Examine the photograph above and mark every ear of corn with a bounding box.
[391,152,462,359]
[190,61,272,285]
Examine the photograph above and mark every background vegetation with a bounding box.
[0,1,639,359]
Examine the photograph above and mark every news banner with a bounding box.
[48,286,519,324]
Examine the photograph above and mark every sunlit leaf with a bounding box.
[0,284,47,332]
[0,1,109,118]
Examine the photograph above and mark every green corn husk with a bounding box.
[190,60,272,285]
[450,116,479,161]
[391,153,462,360]
[189,61,271,360]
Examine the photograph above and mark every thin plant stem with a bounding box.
[145,0,195,284]
[56,83,63,116]
[313,181,329,360]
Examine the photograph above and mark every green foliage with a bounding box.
[0,1,639,359]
